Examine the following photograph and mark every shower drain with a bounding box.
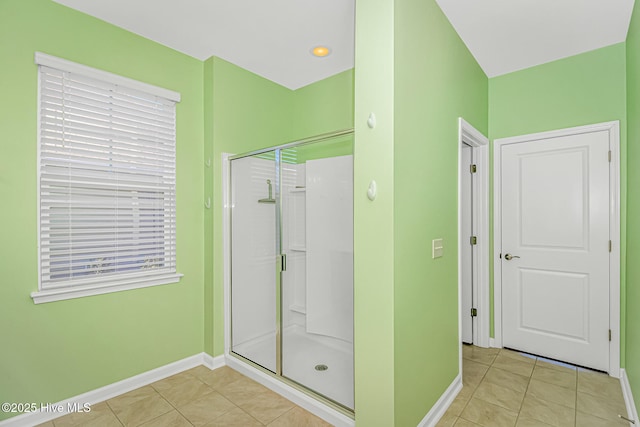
[314,364,328,372]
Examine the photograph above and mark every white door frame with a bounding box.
[458,118,490,350]
[493,121,620,377]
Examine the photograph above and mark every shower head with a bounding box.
[258,179,276,204]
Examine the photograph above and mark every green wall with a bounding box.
[353,0,397,423]
[206,57,354,356]
[488,44,628,363]
[490,44,627,140]
[0,0,205,420]
[626,0,640,411]
[353,0,488,423]
[393,1,488,425]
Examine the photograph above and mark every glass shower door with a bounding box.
[230,151,278,372]
[229,131,354,413]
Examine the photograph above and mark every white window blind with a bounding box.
[34,53,182,302]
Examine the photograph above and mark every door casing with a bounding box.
[458,118,490,354]
[492,121,621,377]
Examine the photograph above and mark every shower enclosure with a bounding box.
[228,130,354,412]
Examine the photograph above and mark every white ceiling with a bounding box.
[53,0,634,87]
[52,0,355,90]
[436,0,635,77]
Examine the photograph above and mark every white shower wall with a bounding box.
[280,155,354,345]
[305,156,354,343]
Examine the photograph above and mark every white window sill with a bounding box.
[31,273,183,304]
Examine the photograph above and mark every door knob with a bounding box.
[504,253,520,260]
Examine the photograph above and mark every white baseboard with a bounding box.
[203,353,226,370]
[225,354,355,427]
[417,374,463,427]
[620,369,639,425]
[489,338,500,348]
[0,353,215,427]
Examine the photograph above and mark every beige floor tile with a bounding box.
[150,371,198,393]
[473,381,525,412]
[463,345,500,366]
[499,349,537,364]
[576,411,629,426]
[535,357,577,375]
[178,390,237,426]
[154,375,214,408]
[448,393,472,417]
[463,360,490,387]
[106,386,159,413]
[267,407,332,426]
[578,369,624,400]
[52,402,120,427]
[110,393,173,427]
[483,367,530,394]
[515,417,555,427]
[185,365,214,379]
[458,383,478,403]
[577,391,628,422]
[519,396,575,427]
[454,418,483,427]
[236,389,296,425]
[436,412,459,426]
[525,379,576,409]
[196,366,246,390]
[460,397,518,427]
[218,376,271,406]
[137,410,192,427]
[202,407,262,427]
[35,422,55,427]
[531,366,576,390]
[493,354,535,378]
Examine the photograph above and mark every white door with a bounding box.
[500,130,610,371]
[461,144,475,344]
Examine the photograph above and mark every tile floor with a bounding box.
[438,345,630,427]
[39,366,333,427]
[37,346,631,427]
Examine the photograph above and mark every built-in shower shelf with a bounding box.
[289,304,306,314]
[290,246,307,252]
[290,188,306,193]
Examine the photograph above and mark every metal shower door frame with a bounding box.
[227,128,354,382]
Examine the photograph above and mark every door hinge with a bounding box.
[609,240,612,252]
[470,236,477,245]
[470,164,477,173]
[609,329,612,341]
[280,254,287,272]
[471,308,478,317]
[608,150,612,162]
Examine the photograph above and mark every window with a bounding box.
[32,53,182,304]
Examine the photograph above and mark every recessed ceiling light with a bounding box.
[311,46,331,57]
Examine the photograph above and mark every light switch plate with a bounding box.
[432,238,444,259]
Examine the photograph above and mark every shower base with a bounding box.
[232,325,354,410]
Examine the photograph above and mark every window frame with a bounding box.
[31,52,183,304]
